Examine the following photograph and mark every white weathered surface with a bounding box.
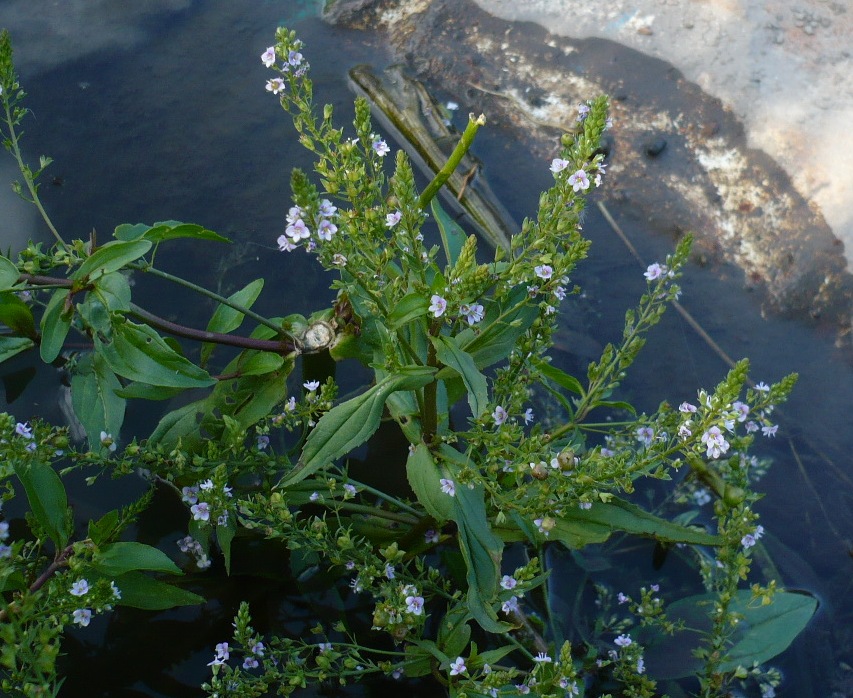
[474,0,853,269]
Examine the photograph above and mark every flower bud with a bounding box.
[530,462,549,480]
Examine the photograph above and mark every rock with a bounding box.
[645,137,667,157]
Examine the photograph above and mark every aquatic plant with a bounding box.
[0,26,813,697]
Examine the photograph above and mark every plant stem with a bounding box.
[2,97,65,248]
[333,502,418,526]
[340,477,422,517]
[128,304,297,355]
[131,263,297,343]
[418,113,485,209]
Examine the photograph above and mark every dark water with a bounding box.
[1,1,852,695]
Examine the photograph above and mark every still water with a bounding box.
[1,1,851,695]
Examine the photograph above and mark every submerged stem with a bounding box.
[418,113,486,209]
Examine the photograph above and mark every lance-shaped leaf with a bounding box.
[97,320,215,388]
[114,220,230,244]
[432,334,488,417]
[0,336,33,362]
[548,497,720,549]
[280,366,436,488]
[406,443,454,521]
[201,278,264,364]
[72,239,152,282]
[39,289,72,363]
[91,541,182,576]
[458,286,538,369]
[641,590,817,679]
[93,271,132,312]
[71,352,125,449]
[388,292,429,329]
[13,459,71,549]
[531,355,584,396]
[0,291,36,339]
[0,255,20,290]
[93,571,204,610]
[440,445,510,633]
[432,199,467,267]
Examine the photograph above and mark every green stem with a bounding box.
[333,501,418,526]
[418,113,486,209]
[422,328,439,442]
[333,475,422,517]
[132,263,297,343]
[2,97,65,248]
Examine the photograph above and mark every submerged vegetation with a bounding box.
[0,26,814,697]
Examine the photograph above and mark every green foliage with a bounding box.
[0,25,812,698]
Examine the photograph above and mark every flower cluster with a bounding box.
[177,535,211,569]
[277,199,339,254]
[182,477,234,529]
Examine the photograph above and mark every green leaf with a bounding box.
[459,286,538,369]
[13,459,71,549]
[0,336,33,362]
[280,366,436,488]
[439,446,509,633]
[146,399,209,450]
[0,291,36,339]
[432,334,489,418]
[87,510,120,546]
[147,220,230,244]
[108,571,204,610]
[93,271,132,311]
[403,644,434,678]
[477,645,517,666]
[437,603,472,659]
[531,356,584,395]
[432,199,467,267]
[641,590,817,679]
[236,351,285,376]
[71,352,126,450]
[0,256,20,290]
[97,320,216,388]
[592,399,637,415]
[114,220,230,244]
[77,297,112,335]
[217,517,237,575]
[91,541,181,576]
[406,443,454,522]
[72,239,152,281]
[113,223,152,241]
[388,292,429,329]
[550,497,720,549]
[113,383,184,400]
[201,278,264,364]
[39,289,72,363]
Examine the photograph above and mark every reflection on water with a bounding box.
[1,1,852,695]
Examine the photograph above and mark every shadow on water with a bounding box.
[1,0,852,695]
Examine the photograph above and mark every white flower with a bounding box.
[550,158,570,173]
[534,264,553,280]
[439,478,456,497]
[492,405,508,426]
[261,47,276,67]
[385,210,402,228]
[500,575,517,590]
[72,608,92,627]
[644,263,666,281]
[449,656,467,676]
[429,294,448,318]
[614,634,633,647]
[69,579,90,597]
